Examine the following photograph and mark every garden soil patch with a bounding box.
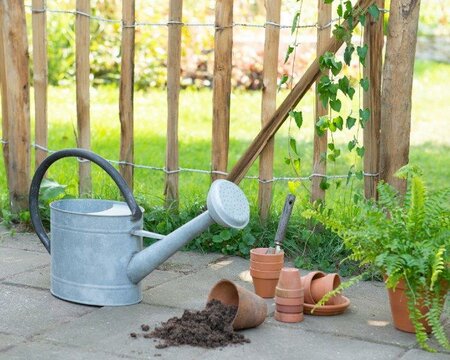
[130,300,250,349]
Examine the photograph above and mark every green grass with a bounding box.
[1,59,449,275]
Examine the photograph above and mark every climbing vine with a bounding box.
[284,0,381,192]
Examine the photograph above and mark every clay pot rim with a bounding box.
[250,259,284,265]
[250,248,284,260]
[274,310,304,323]
[303,296,350,316]
[250,268,281,279]
[276,304,303,313]
[302,271,326,304]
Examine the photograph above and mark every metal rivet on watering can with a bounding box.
[29,149,250,306]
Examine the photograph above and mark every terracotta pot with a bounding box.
[310,273,343,305]
[275,296,303,306]
[301,271,326,304]
[303,295,350,316]
[274,310,304,323]
[250,268,281,298]
[277,268,302,290]
[250,248,284,263]
[387,279,434,333]
[275,287,304,298]
[250,260,284,271]
[276,304,303,313]
[207,279,268,330]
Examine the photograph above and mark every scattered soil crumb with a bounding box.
[141,324,150,332]
[132,300,250,349]
[130,332,138,339]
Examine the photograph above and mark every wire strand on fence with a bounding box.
[21,142,379,184]
[26,5,342,30]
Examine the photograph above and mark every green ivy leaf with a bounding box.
[333,25,348,41]
[357,45,368,66]
[284,157,291,165]
[293,158,301,173]
[355,170,364,180]
[356,146,365,157]
[330,61,343,76]
[346,116,357,129]
[333,115,344,130]
[337,4,343,17]
[328,143,335,151]
[291,11,300,35]
[359,14,366,27]
[324,0,333,4]
[315,116,329,137]
[330,99,342,112]
[359,108,371,127]
[348,139,357,151]
[320,178,330,190]
[289,110,303,129]
[290,137,298,155]
[347,86,355,99]
[344,45,354,66]
[338,76,350,94]
[284,45,294,64]
[360,77,370,91]
[278,74,289,90]
[368,4,380,21]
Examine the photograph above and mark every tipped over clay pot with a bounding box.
[310,273,342,305]
[301,271,326,304]
[208,279,268,330]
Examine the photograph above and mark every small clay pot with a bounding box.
[276,304,303,313]
[250,268,281,298]
[207,279,268,330]
[301,271,326,304]
[274,310,304,323]
[276,267,302,290]
[250,248,284,263]
[310,273,342,305]
[275,296,303,306]
[250,260,284,271]
[275,287,304,298]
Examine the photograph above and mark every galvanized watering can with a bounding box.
[29,149,250,306]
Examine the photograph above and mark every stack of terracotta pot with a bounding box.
[249,248,284,298]
[302,271,350,315]
[274,268,304,323]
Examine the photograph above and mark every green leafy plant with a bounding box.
[302,165,450,351]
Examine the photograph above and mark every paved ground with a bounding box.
[0,226,448,359]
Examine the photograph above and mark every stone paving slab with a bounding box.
[0,227,46,253]
[0,284,96,337]
[3,265,51,290]
[35,304,208,359]
[156,251,225,273]
[1,340,137,360]
[0,248,49,281]
[400,349,450,360]
[0,333,26,352]
[142,256,251,310]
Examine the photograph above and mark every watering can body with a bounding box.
[29,149,250,306]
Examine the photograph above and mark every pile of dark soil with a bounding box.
[130,300,250,349]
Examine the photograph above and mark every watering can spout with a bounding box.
[127,180,250,284]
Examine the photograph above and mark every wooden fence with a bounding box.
[0,0,398,219]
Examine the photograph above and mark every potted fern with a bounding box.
[302,165,449,352]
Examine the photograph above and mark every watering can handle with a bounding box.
[29,148,142,254]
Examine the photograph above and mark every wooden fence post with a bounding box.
[311,0,331,203]
[380,0,420,195]
[363,0,384,199]
[258,0,281,222]
[212,0,233,181]
[0,0,31,212]
[119,0,135,190]
[76,0,91,195]
[0,11,9,190]
[165,0,183,208]
[32,0,48,168]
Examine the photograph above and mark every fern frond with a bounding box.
[406,290,435,352]
[430,245,446,290]
[407,176,426,238]
[426,291,450,350]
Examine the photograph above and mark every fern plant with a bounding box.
[303,165,450,352]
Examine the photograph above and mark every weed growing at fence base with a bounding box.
[0,60,448,275]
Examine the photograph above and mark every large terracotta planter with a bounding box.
[387,279,433,333]
[249,248,284,298]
